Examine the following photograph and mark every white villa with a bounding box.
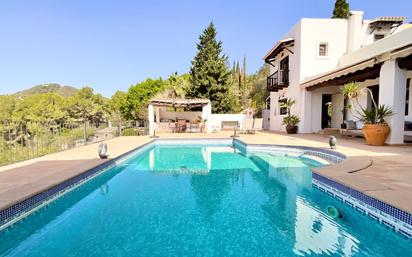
[264,11,412,144]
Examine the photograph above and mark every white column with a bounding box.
[148,104,155,136]
[300,90,313,133]
[155,107,160,123]
[202,103,212,133]
[379,60,407,144]
[310,92,322,133]
[331,94,344,128]
[269,91,278,131]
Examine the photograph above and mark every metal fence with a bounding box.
[0,121,147,167]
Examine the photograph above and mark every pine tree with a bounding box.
[332,0,350,19]
[188,22,233,113]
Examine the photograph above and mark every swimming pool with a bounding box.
[0,141,411,256]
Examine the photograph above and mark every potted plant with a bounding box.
[341,82,394,146]
[281,99,300,134]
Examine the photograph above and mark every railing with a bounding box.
[267,69,289,92]
[0,121,147,166]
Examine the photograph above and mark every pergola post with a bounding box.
[379,60,407,144]
[155,107,160,123]
[202,102,212,133]
[148,104,155,136]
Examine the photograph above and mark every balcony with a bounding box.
[267,70,289,92]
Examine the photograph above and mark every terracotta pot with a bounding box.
[362,124,390,146]
[286,125,298,134]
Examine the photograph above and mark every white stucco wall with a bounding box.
[299,19,348,82]
[269,18,349,133]
[268,21,302,132]
[208,114,248,131]
[266,13,412,134]
[339,27,412,67]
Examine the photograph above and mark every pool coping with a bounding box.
[0,138,411,238]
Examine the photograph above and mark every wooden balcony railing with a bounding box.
[267,70,289,92]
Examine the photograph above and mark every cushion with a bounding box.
[345,120,356,130]
[355,121,364,130]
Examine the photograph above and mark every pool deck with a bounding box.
[1,131,412,215]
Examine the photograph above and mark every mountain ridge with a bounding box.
[13,83,78,97]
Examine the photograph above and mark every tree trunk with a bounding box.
[83,121,87,145]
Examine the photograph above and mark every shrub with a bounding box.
[282,115,300,126]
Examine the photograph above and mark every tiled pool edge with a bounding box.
[0,140,156,230]
[233,139,346,164]
[312,173,412,238]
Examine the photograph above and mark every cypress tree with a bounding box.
[189,22,233,113]
[332,0,350,19]
[235,61,241,89]
[231,61,236,81]
[242,54,246,86]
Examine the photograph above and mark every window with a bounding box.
[279,99,288,115]
[374,34,385,42]
[279,56,289,84]
[406,79,410,116]
[318,43,328,57]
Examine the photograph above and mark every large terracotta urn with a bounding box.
[363,124,390,146]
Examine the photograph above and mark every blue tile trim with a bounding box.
[233,139,346,164]
[312,173,412,228]
[0,140,156,229]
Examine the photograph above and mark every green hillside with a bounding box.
[14,83,78,97]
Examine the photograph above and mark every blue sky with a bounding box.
[0,0,410,97]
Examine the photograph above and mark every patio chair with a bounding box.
[189,120,200,133]
[240,118,262,134]
[177,119,187,132]
[168,122,176,133]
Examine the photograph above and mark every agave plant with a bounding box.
[361,105,394,124]
[282,115,300,126]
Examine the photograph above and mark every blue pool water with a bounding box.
[0,143,411,257]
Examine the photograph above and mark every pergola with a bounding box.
[150,98,211,108]
[147,98,211,136]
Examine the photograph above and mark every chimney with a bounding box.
[347,11,364,53]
